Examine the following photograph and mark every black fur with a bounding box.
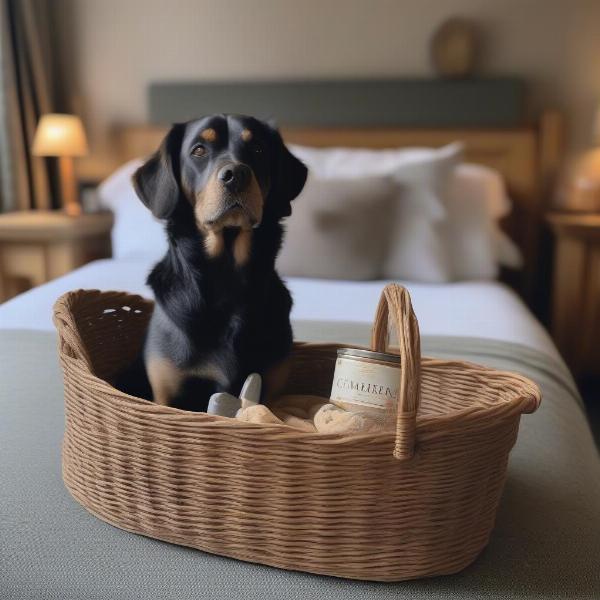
[117,114,307,411]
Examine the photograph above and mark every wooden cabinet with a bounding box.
[0,210,113,302]
[547,213,600,377]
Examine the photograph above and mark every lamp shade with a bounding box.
[32,113,88,157]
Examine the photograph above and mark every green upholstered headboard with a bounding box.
[148,78,526,128]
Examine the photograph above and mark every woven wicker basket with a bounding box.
[53,284,540,582]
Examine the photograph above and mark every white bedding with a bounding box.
[0,257,559,361]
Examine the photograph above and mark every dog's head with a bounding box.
[133,114,307,261]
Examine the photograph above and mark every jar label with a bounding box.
[330,357,399,411]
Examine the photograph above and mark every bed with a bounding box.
[0,258,559,360]
[1,80,599,599]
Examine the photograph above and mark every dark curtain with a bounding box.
[0,0,64,211]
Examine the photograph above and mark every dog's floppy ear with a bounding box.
[268,125,308,218]
[132,123,186,219]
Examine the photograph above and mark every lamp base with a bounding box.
[569,148,600,212]
[59,156,82,217]
[569,178,600,213]
[63,201,82,217]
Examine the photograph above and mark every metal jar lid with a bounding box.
[336,348,401,364]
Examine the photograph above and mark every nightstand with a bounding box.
[547,212,600,377]
[0,210,113,301]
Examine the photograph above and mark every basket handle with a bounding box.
[53,291,94,369]
[370,284,421,461]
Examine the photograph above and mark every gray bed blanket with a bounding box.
[1,326,598,600]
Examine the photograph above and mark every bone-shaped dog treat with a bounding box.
[207,373,261,417]
[206,393,241,417]
[239,373,261,408]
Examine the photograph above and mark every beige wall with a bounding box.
[60,0,600,178]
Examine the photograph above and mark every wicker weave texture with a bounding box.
[53,285,541,581]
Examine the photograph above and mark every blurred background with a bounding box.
[60,1,600,179]
[2,0,600,204]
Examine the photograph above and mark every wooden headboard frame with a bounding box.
[113,110,563,301]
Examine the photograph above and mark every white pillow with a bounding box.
[290,143,464,220]
[446,164,523,279]
[290,143,463,282]
[290,144,522,281]
[277,174,398,280]
[99,149,458,283]
[98,150,521,281]
[97,159,168,260]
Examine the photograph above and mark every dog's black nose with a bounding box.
[218,163,251,192]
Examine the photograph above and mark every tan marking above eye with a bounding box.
[200,128,217,142]
[241,129,253,142]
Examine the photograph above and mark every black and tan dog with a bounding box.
[122,114,307,411]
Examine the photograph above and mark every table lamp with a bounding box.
[32,113,89,216]
[568,103,600,212]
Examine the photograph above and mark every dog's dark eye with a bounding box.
[191,144,207,158]
[252,142,263,154]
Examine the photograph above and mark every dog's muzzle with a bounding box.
[217,163,251,194]
[206,201,259,228]
[195,161,264,234]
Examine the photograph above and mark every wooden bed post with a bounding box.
[532,109,565,316]
[539,110,565,200]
